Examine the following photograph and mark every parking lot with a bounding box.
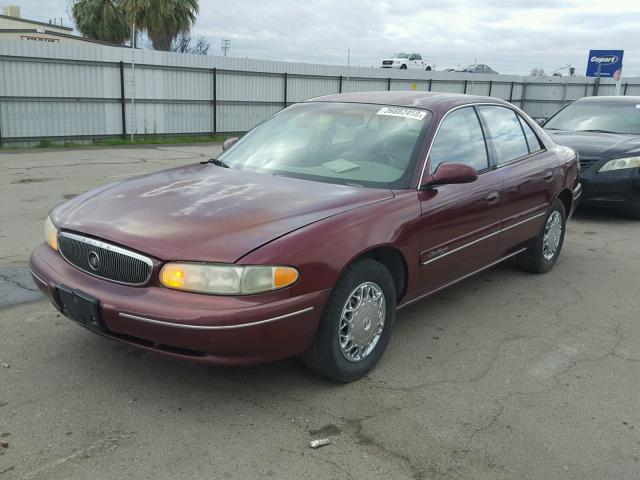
[1,144,639,480]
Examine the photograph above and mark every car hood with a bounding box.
[547,130,640,159]
[51,164,394,263]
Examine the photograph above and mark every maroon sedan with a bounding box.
[30,92,580,382]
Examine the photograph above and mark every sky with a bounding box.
[9,0,640,76]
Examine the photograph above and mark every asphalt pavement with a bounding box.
[1,145,639,480]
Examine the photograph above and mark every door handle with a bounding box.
[485,191,500,205]
[544,171,554,182]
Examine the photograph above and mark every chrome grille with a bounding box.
[382,60,393,65]
[579,157,600,171]
[58,232,153,286]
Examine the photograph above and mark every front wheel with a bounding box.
[301,258,396,382]
[400,64,407,70]
[517,199,566,273]
[627,203,640,220]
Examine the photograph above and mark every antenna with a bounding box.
[221,39,230,56]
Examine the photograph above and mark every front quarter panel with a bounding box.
[238,191,422,300]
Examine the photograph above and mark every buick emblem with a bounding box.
[88,251,101,271]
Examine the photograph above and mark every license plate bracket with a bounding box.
[56,285,106,332]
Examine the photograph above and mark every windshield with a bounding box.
[217,102,432,188]
[392,53,410,59]
[545,100,640,135]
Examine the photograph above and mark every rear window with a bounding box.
[478,106,530,165]
[518,116,543,153]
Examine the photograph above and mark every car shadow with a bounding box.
[572,206,634,224]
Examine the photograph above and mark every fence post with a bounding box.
[463,80,468,94]
[593,77,600,96]
[338,75,343,93]
[488,80,493,97]
[521,82,527,109]
[283,72,288,109]
[387,77,391,91]
[428,79,432,91]
[561,81,567,106]
[508,81,514,102]
[119,61,126,138]
[583,83,588,97]
[623,82,628,95]
[212,68,217,134]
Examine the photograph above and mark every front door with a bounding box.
[416,106,503,295]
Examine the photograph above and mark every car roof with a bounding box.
[306,91,511,113]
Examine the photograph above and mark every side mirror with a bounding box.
[222,137,239,151]
[532,117,547,126]
[423,163,478,187]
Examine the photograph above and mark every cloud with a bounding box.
[12,0,640,76]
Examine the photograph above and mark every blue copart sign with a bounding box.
[586,50,624,77]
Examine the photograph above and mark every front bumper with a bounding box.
[579,168,640,211]
[30,243,329,366]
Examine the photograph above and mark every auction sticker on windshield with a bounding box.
[377,106,427,120]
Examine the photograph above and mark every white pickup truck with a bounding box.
[381,53,433,70]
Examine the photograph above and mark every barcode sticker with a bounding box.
[377,106,427,120]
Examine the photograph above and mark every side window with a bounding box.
[430,107,489,172]
[414,54,422,60]
[517,115,543,153]
[478,106,530,165]
[408,54,416,61]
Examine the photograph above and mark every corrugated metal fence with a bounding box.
[1,40,639,146]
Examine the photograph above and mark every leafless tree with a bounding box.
[171,33,210,55]
[529,67,546,76]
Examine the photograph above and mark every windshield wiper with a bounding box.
[579,129,620,134]
[205,158,230,168]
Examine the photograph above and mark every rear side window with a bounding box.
[517,116,543,153]
[478,106,530,165]
[430,107,489,172]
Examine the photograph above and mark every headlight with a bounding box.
[44,216,58,251]
[599,156,640,172]
[159,263,299,295]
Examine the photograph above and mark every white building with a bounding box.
[0,5,120,47]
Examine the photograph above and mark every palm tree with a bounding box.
[122,0,198,51]
[71,0,130,45]
[71,0,199,51]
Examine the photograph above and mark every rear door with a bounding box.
[477,105,560,257]
[416,106,504,294]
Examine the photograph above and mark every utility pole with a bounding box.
[221,39,230,56]
[130,21,136,142]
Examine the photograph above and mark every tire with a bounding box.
[302,258,396,382]
[627,205,640,220]
[516,199,566,273]
[425,66,432,71]
[400,64,407,70]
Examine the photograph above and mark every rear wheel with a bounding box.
[517,199,566,273]
[400,64,407,70]
[302,258,396,382]
[425,66,432,71]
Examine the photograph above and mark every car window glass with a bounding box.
[478,106,530,165]
[517,115,543,153]
[217,102,432,189]
[430,107,489,172]
[543,100,640,135]
[415,54,422,60]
